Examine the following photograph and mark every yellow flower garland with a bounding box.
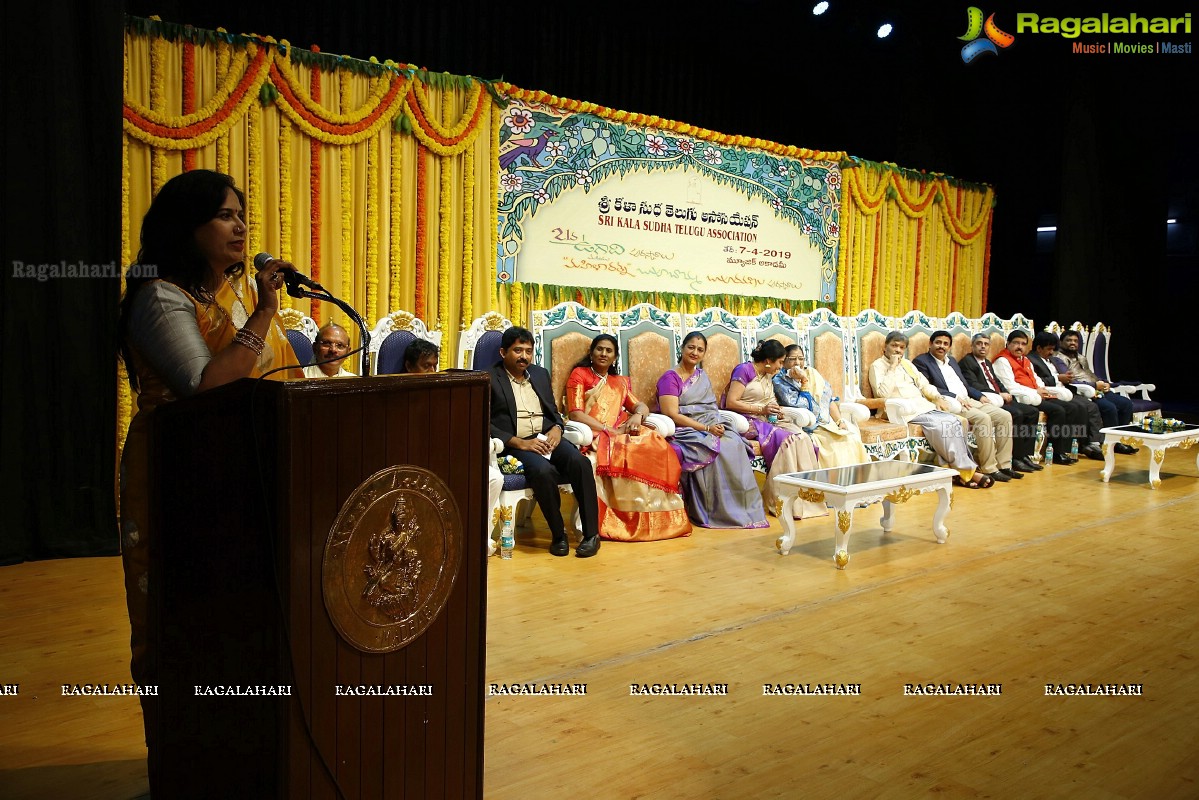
[366,132,380,325]
[461,138,475,325]
[402,80,487,157]
[437,87,454,329]
[118,135,133,456]
[216,37,231,174]
[129,46,252,127]
[340,142,354,329]
[271,48,400,125]
[148,32,167,192]
[279,116,294,309]
[247,100,263,262]
[389,125,403,313]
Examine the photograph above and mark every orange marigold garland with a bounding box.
[414,144,428,319]
[309,49,323,321]
[182,41,196,171]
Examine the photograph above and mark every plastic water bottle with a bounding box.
[1045,442,1055,463]
[1070,438,1079,459]
[500,520,514,560]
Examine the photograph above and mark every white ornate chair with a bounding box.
[458,311,513,371]
[368,310,441,374]
[844,309,920,460]
[1086,322,1161,420]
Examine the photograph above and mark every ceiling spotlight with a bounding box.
[877,23,893,38]
[813,2,829,14]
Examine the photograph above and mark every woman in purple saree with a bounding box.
[656,332,767,529]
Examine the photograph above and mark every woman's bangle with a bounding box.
[233,327,266,356]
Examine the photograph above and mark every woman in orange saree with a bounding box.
[566,335,692,541]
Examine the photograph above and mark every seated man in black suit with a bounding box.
[913,330,1019,482]
[957,333,1042,472]
[1030,331,1104,460]
[488,326,600,558]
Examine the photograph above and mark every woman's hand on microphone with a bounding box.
[253,257,294,316]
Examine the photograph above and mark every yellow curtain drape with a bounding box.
[837,163,993,319]
[120,27,497,450]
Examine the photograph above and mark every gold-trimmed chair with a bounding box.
[277,308,320,366]
[368,310,441,374]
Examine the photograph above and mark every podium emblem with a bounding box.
[323,466,462,653]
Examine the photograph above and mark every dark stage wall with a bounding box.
[2,0,1193,561]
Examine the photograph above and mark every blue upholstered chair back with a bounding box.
[472,330,504,371]
[1089,328,1111,384]
[376,330,417,374]
[286,329,314,366]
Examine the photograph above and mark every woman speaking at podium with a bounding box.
[116,170,299,783]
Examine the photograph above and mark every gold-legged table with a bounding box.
[1100,424,1199,489]
[774,461,956,569]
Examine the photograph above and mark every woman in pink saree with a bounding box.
[566,335,692,541]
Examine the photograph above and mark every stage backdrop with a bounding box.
[495,97,840,308]
[120,17,993,455]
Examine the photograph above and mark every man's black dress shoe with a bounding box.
[575,535,600,558]
[1114,442,1138,455]
[1052,453,1075,465]
[1082,444,1105,460]
[1024,457,1044,471]
[550,538,570,557]
[1001,468,1024,479]
[986,471,1012,482]
[1013,457,1041,472]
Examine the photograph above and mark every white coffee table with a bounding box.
[1100,424,1199,489]
[774,461,956,569]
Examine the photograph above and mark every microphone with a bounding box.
[253,252,371,375]
[253,252,325,293]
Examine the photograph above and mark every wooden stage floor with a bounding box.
[2,452,1197,798]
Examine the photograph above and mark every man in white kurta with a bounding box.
[302,323,356,378]
[869,331,983,485]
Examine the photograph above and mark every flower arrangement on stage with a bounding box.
[1141,417,1186,433]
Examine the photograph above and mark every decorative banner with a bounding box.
[496,99,840,303]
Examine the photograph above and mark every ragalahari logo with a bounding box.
[959,7,1016,62]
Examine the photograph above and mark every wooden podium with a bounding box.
[148,373,489,798]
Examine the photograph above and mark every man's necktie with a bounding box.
[980,359,1002,393]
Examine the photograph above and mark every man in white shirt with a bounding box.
[869,331,992,489]
[302,323,356,378]
[913,330,1019,481]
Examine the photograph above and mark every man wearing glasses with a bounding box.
[303,323,356,378]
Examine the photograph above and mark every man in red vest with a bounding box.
[991,330,1088,466]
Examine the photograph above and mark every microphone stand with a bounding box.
[288,284,372,376]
